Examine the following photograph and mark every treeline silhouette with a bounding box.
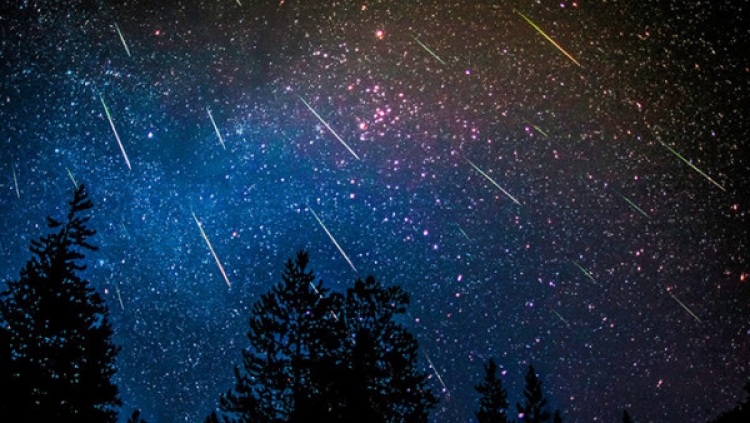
[1,186,748,422]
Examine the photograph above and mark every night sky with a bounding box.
[2,1,749,422]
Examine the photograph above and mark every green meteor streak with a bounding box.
[298,96,360,160]
[114,22,131,57]
[552,309,570,326]
[571,260,597,284]
[618,193,650,218]
[465,157,522,205]
[670,293,702,323]
[523,118,549,138]
[411,35,446,65]
[659,140,726,191]
[513,8,582,68]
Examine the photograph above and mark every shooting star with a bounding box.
[191,211,231,288]
[523,118,549,138]
[115,282,125,310]
[298,96,360,160]
[659,140,726,191]
[423,351,448,393]
[514,8,582,68]
[307,204,357,273]
[617,192,649,218]
[114,22,131,57]
[670,293,702,323]
[206,107,226,149]
[465,157,521,205]
[12,164,20,198]
[411,35,446,65]
[572,260,597,284]
[552,309,571,326]
[99,93,132,170]
[456,224,473,242]
[66,168,79,189]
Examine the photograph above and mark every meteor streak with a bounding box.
[66,168,79,189]
[572,260,597,284]
[192,211,231,288]
[465,157,521,205]
[670,293,702,323]
[659,140,726,191]
[423,351,448,393]
[206,107,226,149]
[99,93,132,170]
[298,96,360,160]
[12,164,20,198]
[456,224,473,242]
[411,35,446,65]
[115,282,125,310]
[307,204,357,273]
[523,118,549,138]
[552,309,570,326]
[514,8,582,68]
[114,22,131,57]
[617,192,649,218]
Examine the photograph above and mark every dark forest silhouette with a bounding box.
[1,186,748,422]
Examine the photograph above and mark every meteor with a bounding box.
[99,93,132,170]
[423,351,448,393]
[66,168,79,189]
[617,192,649,218]
[465,157,521,205]
[12,163,20,198]
[115,282,125,310]
[191,211,231,288]
[206,107,226,149]
[670,293,702,323]
[523,118,549,138]
[552,309,570,326]
[114,22,131,57]
[659,140,726,192]
[307,204,357,273]
[411,35,446,65]
[514,8,582,68]
[298,96,360,160]
[572,260,597,284]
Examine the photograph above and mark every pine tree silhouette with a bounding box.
[0,185,120,422]
[214,252,437,422]
[553,409,562,423]
[325,276,437,423]
[623,409,635,423]
[218,251,341,422]
[475,358,510,423]
[709,381,750,423]
[127,409,148,423]
[516,365,551,423]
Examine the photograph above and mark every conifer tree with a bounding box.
[553,409,562,423]
[215,253,437,423]
[623,409,634,423]
[475,358,510,423]
[516,365,551,423]
[0,185,120,422]
[127,409,148,423]
[218,251,341,422]
[325,276,437,423]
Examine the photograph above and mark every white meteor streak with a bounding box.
[423,351,448,393]
[192,211,232,288]
[298,96,360,160]
[12,164,20,198]
[465,157,521,205]
[206,107,226,149]
[99,93,132,170]
[307,204,358,273]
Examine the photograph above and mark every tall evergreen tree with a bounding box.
[623,409,635,423]
[475,358,510,423]
[127,409,148,423]
[218,251,341,422]
[0,185,120,422]
[325,276,437,423]
[215,253,437,423]
[516,365,551,423]
[553,410,562,423]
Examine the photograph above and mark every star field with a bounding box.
[2,1,749,422]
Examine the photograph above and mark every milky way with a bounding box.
[2,1,749,422]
